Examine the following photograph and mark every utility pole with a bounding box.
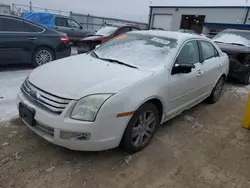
[29,1,32,11]
[244,0,249,24]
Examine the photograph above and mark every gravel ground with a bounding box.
[1,60,250,187]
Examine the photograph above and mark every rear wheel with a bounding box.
[205,76,225,104]
[242,74,250,85]
[32,47,54,67]
[120,103,160,153]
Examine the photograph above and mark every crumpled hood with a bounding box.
[28,54,153,100]
[216,42,250,54]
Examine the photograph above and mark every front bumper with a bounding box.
[16,92,128,151]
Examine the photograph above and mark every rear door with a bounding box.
[198,40,221,94]
[0,16,41,64]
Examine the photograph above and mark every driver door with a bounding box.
[167,40,204,118]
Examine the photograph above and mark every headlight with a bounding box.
[71,94,113,121]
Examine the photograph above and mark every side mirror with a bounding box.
[172,63,195,74]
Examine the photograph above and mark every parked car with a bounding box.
[77,23,140,54]
[17,31,229,153]
[54,15,95,44]
[178,29,198,34]
[24,12,95,44]
[0,14,71,67]
[213,29,250,84]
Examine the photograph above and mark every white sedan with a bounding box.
[17,31,229,153]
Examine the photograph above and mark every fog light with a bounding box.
[60,131,91,140]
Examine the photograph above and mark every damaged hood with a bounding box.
[28,54,153,100]
[81,35,104,41]
[216,42,250,54]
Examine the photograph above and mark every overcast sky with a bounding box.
[3,0,250,22]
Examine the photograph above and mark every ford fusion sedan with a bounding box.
[17,31,229,153]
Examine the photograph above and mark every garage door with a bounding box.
[152,14,173,30]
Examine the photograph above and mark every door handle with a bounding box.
[197,69,204,77]
[28,37,37,40]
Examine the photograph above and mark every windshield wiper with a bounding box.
[227,43,245,46]
[99,57,138,69]
[91,52,138,69]
[214,41,224,43]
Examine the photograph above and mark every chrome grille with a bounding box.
[21,79,71,114]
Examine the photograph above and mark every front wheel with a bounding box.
[32,47,54,67]
[205,76,225,104]
[120,103,160,153]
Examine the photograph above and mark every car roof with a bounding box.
[130,30,206,41]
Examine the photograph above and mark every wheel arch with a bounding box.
[31,45,56,63]
[135,96,165,123]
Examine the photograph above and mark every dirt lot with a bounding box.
[1,69,250,188]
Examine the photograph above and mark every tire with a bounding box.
[32,47,54,67]
[205,76,225,104]
[120,103,160,153]
[242,74,250,85]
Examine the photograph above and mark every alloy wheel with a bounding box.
[36,50,53,65]
[131,110,156,147]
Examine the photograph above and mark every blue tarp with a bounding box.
[24,12,55,29]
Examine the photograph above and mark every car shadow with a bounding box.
[0,64,33,72]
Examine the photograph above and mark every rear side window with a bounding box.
[200,41,218,60]
[0,17,35,32]
[31,25,44,32]
[55,17,68,27]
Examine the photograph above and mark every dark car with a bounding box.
[77,23,140,54]
[213,29,250,84]
[54,15,95,44]
[0,14,71,67]
[178,29,198,34]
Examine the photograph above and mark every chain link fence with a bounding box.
[11,3,148,30]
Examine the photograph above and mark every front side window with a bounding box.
[55,17,68,27]
[200,41,217,60]
[93,33,178,69]
[177,41,199,65]
[0,17,35,32]
[68,19,81,29]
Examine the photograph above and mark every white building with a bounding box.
[0,4,11,14]
[148,6,250,36]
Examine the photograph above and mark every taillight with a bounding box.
[59,36,69,43]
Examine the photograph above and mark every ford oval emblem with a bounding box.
[30,90,41,100]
